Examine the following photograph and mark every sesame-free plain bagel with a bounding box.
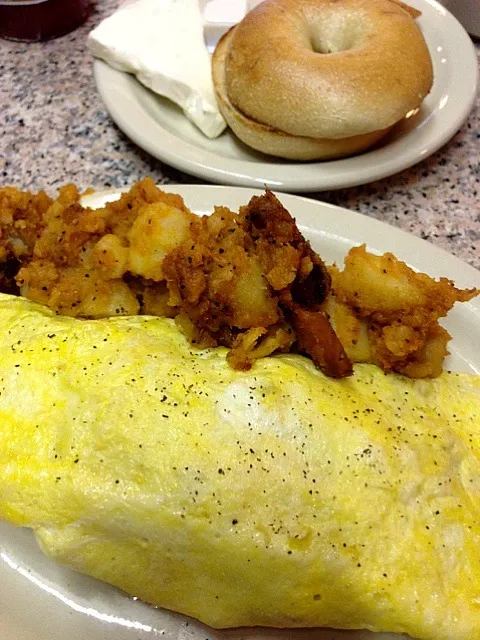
[212,0,433,160]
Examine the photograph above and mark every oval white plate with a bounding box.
[93,0,478,192]
[1,185,479,640]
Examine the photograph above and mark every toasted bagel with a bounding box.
[212,0,433,160]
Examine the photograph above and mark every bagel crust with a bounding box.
[212,0,433,160]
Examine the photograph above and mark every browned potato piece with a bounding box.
[329,245,479,377]
[290,306,353,378]
[127,202,193,281]
[323,295,371,363]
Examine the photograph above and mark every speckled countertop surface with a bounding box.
[1,0,479,270]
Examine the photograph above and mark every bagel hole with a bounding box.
[310,35,334,54]
[308,18,361,54]
[310,33,352,54]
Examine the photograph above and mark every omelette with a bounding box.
[0,292,479,640]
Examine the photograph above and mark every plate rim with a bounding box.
[92,0,479,192]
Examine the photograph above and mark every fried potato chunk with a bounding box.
[0,185,53,293]
[163,192,348,376]
[14,179,193,319]
[127,202,192,281]
[163,205,281,333]
[329,245,479,377]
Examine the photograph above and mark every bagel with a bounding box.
[212,0,434,161]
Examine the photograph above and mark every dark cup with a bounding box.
[0,0,92,42]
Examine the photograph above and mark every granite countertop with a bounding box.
[1,0,479,270]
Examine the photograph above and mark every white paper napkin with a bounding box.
[88,0,231,138]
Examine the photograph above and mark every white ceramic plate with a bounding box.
[93,0,478,192]
[1,185,479,640]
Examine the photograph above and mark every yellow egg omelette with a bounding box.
[0,292,479,640]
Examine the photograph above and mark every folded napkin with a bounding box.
[88,0,229,138]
